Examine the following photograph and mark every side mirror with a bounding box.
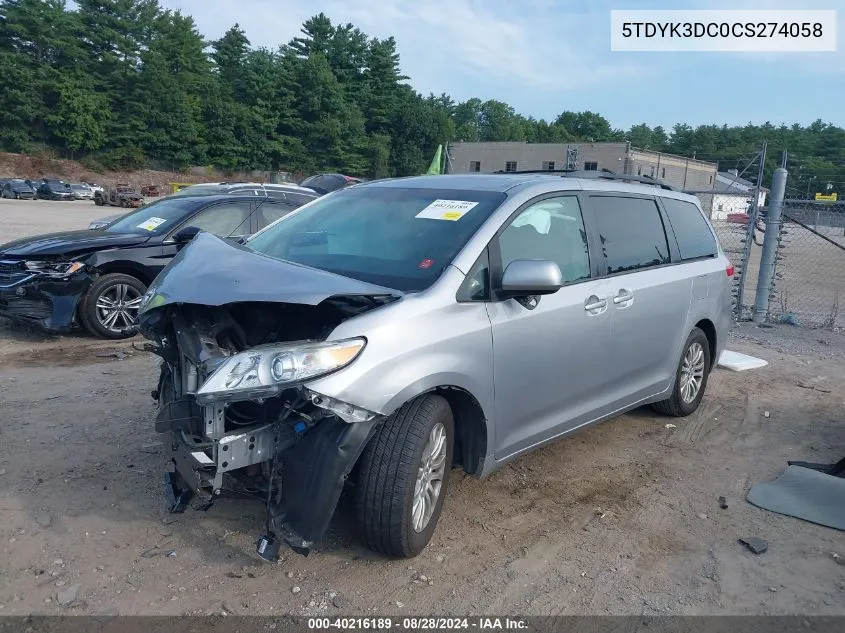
[173,226,201,244]
[499,259,563,298]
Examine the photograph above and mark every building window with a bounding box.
[542,161,555,171]
[650,166,655,177]
[709,175,713,184]
[661,167,666,179]
[469,161,481,172]
[505,161,517,172]
[584,161,598,171]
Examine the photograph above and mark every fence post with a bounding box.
[753,167,788,323]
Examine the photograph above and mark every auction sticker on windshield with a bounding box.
[137,217,167,231]
[416,199,479,221]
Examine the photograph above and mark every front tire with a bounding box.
[79,273,146,339]
[355,394,454,558]
[652,327,711,417]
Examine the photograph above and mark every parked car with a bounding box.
[169,181,319,205]
[36,179,73,200]
[83,182,105,194]
[88,184,320,230]
[137,171,733,561]
[70,183,94,200]
[298,173,363,195]
[1,178,36,199]
[0,194,308,339]
[94,183,143,208]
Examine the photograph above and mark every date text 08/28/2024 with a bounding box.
[307,617,529,630]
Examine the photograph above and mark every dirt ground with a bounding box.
[0,201,843,617]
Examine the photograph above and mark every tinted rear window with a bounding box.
[246,187,507,292]
[590,196,671,274]
[661,197,718,260]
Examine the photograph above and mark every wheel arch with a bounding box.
[91,262,154,286]
[371,385,489,477]
[694,318,717,370]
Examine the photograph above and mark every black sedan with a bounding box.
[1,179,36,199]
[36,180,74,200]
[0,193,306,339]
[298,173,363,195]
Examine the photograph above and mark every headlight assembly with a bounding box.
[195,338,366,405]
[24,260,85,277]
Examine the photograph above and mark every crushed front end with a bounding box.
[140,298,392,559]
[0,259,91,331]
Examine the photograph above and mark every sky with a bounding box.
[163,0,845,132]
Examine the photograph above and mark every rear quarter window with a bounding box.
[661,197,718,260]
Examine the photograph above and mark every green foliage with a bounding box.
[0,0,841,181]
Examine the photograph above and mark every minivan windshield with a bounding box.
[104,197,200,235]
[245,186,506,292]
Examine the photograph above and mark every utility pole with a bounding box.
[753,164,787,323]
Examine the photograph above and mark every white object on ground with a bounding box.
[718,350,768,371]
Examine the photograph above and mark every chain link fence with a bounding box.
[770,200,845,328]
[685,186,845,329]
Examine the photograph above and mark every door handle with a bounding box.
[584,296,607,312]
[613,289,634,305]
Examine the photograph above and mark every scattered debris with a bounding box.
[739,537,769,555]
[287,571,294,579]
[0,469,6,476]
[395,601,404,608]
[166,550,177,558]
[95,351,128,361]
[225,571,244,579]
[769,587,778,593]
[665,424,677,429]
[57,585,79,606]
[763,411,771,418]
[831,553,844,566]
[291,586,301,595]
[719,496,729,509]
[35,513,52,528]
[697,513,708,520]
[331,593,344,609]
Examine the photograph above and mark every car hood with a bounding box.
[0,230,152,257]
[139,231,401,313]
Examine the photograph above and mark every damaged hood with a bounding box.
[140,231,401,313]
[0,230,152,258]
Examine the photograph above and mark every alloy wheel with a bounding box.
[412,422,447,533]
[95,283,143,334]
[679,342,705,403]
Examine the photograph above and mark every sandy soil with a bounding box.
[0,201,843,617]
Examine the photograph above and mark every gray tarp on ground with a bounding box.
[747,465,845,531]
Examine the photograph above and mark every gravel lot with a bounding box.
[0,199,843,617]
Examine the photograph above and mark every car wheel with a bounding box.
[355,394,454,558]
[652,327,711,417]
[80,273,147,339]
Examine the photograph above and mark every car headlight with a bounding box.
[196,338,366,405]
[24,261,85,277]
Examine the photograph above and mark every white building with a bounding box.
[711,170,768,220]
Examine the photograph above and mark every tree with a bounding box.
[47,78,111,153]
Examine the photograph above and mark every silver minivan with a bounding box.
[138,172,733,560]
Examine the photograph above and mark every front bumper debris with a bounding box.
[154,352,382,559]
[0,264,90,331]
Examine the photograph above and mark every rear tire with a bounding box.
[355,394,454,558]
[80,273,146,339]
[652,327,711,417]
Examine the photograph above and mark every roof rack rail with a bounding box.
[492,168,678,191]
